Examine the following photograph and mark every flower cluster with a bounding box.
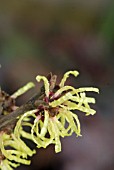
[16,71,99,153]
[0,70,99,170]
[0,82,35,170]
[0,131,36,170]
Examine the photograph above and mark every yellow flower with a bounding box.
[0,82,35,170]
[0,131,36,170]
[18,70,99,153]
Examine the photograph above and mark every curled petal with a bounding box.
[62,109,81,136]
[72,87,99,94]
[59,70,79,87]
[0,159,19,170]
[52,85,76,98]
[70,95,96,104]
[40,110,49,136]
[31,112,54,149]
[14,110,37,139]
[31,115,42,146]
[55,117,73,137]
[50,120,61,153]
[61,101,96,115]
[36,76,50,97]
[50,92,73,107]
[11,82,35,99]
[0,132,34,169]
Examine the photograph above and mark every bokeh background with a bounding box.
[0,1,114,170]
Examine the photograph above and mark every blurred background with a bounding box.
[0,0,114,170]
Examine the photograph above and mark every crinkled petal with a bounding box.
[50,92,73,107]
[50,120,61,153]
[59,70,79,87]
[11,82,35,99]
[36,75,50,97]
[52,85,76,98]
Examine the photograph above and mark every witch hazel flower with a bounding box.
[0,82,35,170]
[0,130,36,170]
[17,70,99,153]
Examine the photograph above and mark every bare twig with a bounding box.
[0,91,43,130]
[0,73,57,131]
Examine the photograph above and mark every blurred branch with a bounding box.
[0,91,43,130]
[0,73,56,131]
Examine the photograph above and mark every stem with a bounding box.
[0,74,57,131]
[0,91,44,130]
